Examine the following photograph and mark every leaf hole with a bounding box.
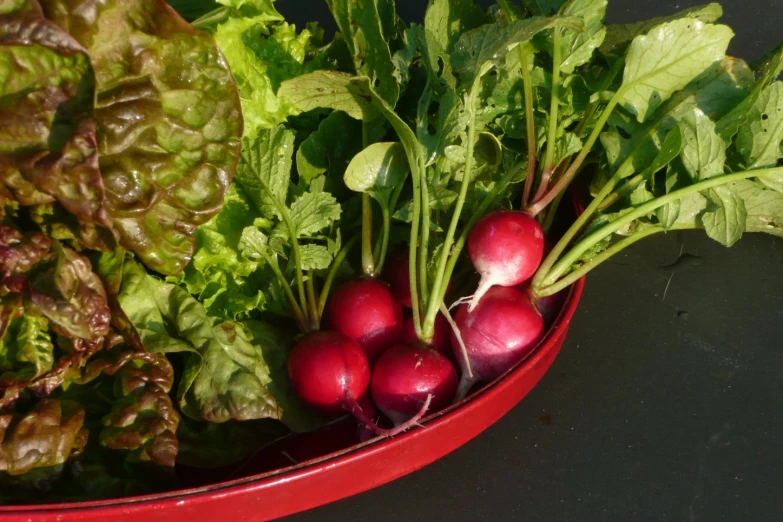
[762,113,769,120]
[437,57,445,77]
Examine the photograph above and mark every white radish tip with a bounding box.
[448,295,472,311]
[467,276,494,313]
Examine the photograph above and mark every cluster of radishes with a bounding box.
[288,209,562,437]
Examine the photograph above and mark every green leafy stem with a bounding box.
[240,151,313,331]
[532,166,783,297]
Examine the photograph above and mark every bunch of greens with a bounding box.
[178,0,782,452]
[273,0,783,347]
[0,0,248,500]
[0,0,781,505]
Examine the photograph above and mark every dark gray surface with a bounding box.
[279,1,783,521]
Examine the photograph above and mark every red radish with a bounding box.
[371,343,457,425]
[385,249,413,308]
[450,286,544,401]
[517,281,567,325]
[326,278,403,362]
[288,330,431,437]
[355,395,378,442]
[467,210,545,311]
[288,331,370,414]
[401,313,450,355]
[384,248,452,309]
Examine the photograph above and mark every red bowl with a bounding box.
[0,278,583,522]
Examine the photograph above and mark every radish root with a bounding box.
[453,373,475,403]
[448,295,473,311]
[467,276,494,312]
[346,394,433,438]
[440,302,472,378]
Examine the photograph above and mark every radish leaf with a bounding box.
[619,18,733,122]
[279,70,379,120]
[735,82,783,169]
[557,0,607,73]
[679,109,727,180]
[702,186,746,246]
[600,3,723,59]
[326,0,399,106]
[344,142,409,197]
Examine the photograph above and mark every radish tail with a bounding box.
[448,295,473,311]
[346,394,433,438]
[467,276,493,313]
[440,302,472,378]
[453,373,476,403]
[356,396,378,442]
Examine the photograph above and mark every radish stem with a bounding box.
[539,167,783,288]
[262,252,308,332]
[241,151,310,327]
[526,94,621,217]
[534,225,692,297]
[318,235,359,317]
[498,0,537,208]
[541,28,562,177]
[361,193,375,276]
[374,198,392,275]
[306,270,319,331]
[421,75,483,342]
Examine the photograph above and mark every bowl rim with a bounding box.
[0,276,584,514]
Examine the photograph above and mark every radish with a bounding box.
[355,394,379,442]
[288,330,431,437]
[288,331,370,414]
[466,210,545,312]
[384,248,452,310]
[371,343,457,425]
[450,286,544,401]
[401,312,450,355]
[517,281,567,325]
[325,278,403,362]
[384,249,413,308]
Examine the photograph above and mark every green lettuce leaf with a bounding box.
[98,338,180,468]
[0,6,116,251]
[119,258,280,423]
[0,315,54,385]
[0,399,87,476]
[40,0,244,276]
